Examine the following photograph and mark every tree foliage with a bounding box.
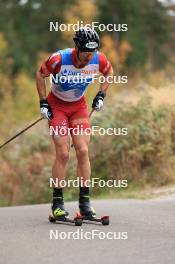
[97,0,174,69]
[0,0,174,76]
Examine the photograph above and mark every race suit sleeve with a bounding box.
[39,52,62,76]
[98,52,112,76]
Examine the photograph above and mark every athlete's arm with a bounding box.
[92,52,113,111]
[36,52,61,100]
[36,52,61,119]
[36,68,47,100]
[98,52,113,93]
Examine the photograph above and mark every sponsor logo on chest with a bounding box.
[60,67,97,76]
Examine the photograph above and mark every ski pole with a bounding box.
[0,117,44,149]
[71,108,95,148]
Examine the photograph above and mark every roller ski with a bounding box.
[78,199,109,226]
[49,213,82,226]
[49,197,82,226]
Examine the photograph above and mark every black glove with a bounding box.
[40,99,53,120]
[92,91,106,111]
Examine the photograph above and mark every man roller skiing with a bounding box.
[36,27,113,220]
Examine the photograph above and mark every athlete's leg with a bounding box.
[71,133,91,185]
[69,96,91,185]
[52,136,70,186]
[51,135,70,216]
[69,96,96,216]
[47,92,70,186]
[47,92,70,216]
[72,132,96,217]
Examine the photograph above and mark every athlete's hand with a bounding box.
[92,91,106,112]
[40,99,53,120]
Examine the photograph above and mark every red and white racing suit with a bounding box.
[40,48,112,137]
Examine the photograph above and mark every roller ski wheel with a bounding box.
[76,212,109,226]
[49,213,83,226]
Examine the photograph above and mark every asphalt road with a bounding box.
[0,198,175,264]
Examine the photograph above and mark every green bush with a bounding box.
[90,97,175,188]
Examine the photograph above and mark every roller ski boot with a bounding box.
[78,199,109,225]
[49,199,82,226]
